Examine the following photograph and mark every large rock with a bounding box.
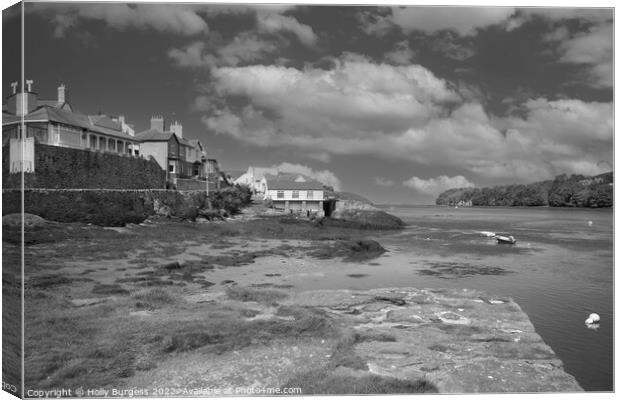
[2,213,47,231]
[329,209,405,230]
[286,287,583,393]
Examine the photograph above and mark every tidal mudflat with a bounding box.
[3,212,585,394]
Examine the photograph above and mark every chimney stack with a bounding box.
[150,115,165,132]
[57,84,66,104]
[15,79,38,116]
[170,120,183,138]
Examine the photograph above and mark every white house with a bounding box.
[262,174,325,214]
[234,166,272,194]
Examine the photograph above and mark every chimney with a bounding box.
[150,115,165,132]
[57,84,66,104]
[118,115,125,125]
[15,79,38,116]
[170,120,183,138]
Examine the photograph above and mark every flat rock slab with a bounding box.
[285,287,582,393]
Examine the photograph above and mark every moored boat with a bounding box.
[496,235,516,244]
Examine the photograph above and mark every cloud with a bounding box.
[256,163,342,190]
[51,14,78,38]
[168,41,212,67]
[384,40,416,65]
[202,54,612,184]
[256,12,317,46]
[403,175,474,196]
[168,32,278,68]
[362,6,516,36]
[374,177,395,187]
[552,22,612,88]
[430,33,475,61]
[32,3,208,36]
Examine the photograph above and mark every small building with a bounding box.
[235,166,272,194]
[262,174,325,213]
[135,117,207,185]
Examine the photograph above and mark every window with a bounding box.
[117,140,124,153]
[292,190,299,199]
[90,135,97,149]
[108,138,115,151]
[277,190,284,199]
[99,137,106,151]
[57,124,81,147]
[307,191,313,199]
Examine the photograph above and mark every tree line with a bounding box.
[435,172,613,208]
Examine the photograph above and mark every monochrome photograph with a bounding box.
[1,1,614,397]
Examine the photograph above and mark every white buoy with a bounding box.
[588,220,593,226]
[585,318,594,324]
[589,313,600,323]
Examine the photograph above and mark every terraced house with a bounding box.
[135,116,208,187]
[2,81,213,190]
[2,81,141,156]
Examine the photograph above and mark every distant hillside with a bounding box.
[436,172,613,208]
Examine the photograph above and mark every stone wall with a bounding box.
[2,143,166,189]
[176,178,218,191]
[332,199,377,218]
[2,189,208,226]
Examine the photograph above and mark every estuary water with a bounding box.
[372,206,614,392]
[209,205,613,391]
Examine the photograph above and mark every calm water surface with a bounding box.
[273,206,613,391]
[375,206,614,392]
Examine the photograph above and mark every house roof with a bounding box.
[2,105,137,141]
[134,130,199,149]
[178,137,192,146]
[226,170,246,180]
[89,115,122,131]
[265,175,324,190]
[134,129,175,142]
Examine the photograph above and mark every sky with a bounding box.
[2,1,614,204]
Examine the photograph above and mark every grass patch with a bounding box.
[309,240,386,262]
[419,262,512,278]
[27,274,74,289]
[92,283,130,296]
[132,288,176,309]
[324,330,398,372]
[226,286,288,304]
[283,370,438,394]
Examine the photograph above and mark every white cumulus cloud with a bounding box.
[256,163,341,190]
[202,54,612,185]
[31,3,208,36]
[256,12,318,46]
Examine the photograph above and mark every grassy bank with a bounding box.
[4,214,397,391]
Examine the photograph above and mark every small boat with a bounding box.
[496,235,516,245]
[479,231,496,238]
